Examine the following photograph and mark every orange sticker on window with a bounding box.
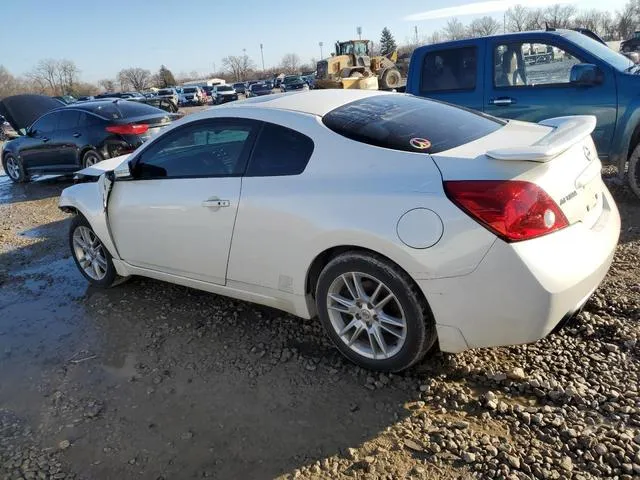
[410,138,431,150]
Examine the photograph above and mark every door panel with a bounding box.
[108,178,241,285]
[53,110,81,166]
[20,112,60,168]
[484,38,617,157]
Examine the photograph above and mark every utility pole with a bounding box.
[319,41,323,59]
[503,12,506,33]
[357,26,362,40]
[414,25,418,44]
[212,62,216,74]
[260,43,265,71]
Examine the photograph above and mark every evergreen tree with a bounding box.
[158,65,176,87]
[379,27,397,55]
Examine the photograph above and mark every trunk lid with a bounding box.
[431,116,604,228]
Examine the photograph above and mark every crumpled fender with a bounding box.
[58,175,120,260]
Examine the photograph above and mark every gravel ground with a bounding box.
[0,158,638,480]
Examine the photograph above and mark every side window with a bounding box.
[134,120,255,179]
[246,123,314,177]
[31,113,58,134]
[420,47,477,93]
[494,42,583,88]
[57,110,80,130]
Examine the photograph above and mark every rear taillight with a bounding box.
[444,180,569,242]
[105,124,149,135]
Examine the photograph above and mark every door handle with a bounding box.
[202,198,230,208]
[489,97,515,106]
[42,137,49,142]
[73,132,81,138]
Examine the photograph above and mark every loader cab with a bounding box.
[336,40,370,57]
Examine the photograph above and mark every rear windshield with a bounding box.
[322,94,504,154]
[158,89,173,95]
[89,100,164,120]
[183,87,197,93]
[284,76,300,84]
[217,86,233,91]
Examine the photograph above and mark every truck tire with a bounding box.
[380,69,401,90]
[628,143,640,199]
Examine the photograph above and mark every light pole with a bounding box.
[319,41,323,59]
[357,26,362,40]
[260,43,265,71]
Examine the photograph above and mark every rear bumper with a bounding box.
[420,187,620,353]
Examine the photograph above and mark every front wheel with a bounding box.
[2,154,29,183]
[628,143,640,199]
[315,251,437,372]
[82,149,102,168]
[69,215,119,287]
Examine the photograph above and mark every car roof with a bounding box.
[222,89,391,116]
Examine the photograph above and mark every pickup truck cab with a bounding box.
[407,29,640,197]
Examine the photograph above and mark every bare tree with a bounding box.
[57,59,79,95]
[280,53,301,74]
[222,54,255,81]
[28,59,60,95]
[525,8,546,30]
[468,16,501,36]
[506,5,530,32]
[117,68,152,92]
[99,79,116,92]
[544,4,577,29]
[616,2,637,40]
[0,65,22,98]
[443,18,467,41]
[598,11,617,40]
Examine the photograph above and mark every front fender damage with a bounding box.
[59,172,120,261]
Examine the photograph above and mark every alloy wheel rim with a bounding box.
[326,272,407,360]
[85,154,99,167]
[72,226,108,281]
[5,157,20,180]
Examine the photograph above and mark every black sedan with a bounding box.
[1,96,178,183]
[247,83,272,97]
[280,75,309,92]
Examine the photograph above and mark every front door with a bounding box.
[20,112,61,169]
[484,37,618,157]
[108,118,259,285]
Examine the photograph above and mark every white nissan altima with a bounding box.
[59,90,620,372]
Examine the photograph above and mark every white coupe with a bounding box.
[59,90,620,372]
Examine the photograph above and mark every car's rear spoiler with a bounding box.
[486,116,596,163]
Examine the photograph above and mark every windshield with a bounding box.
[183,87,198,93]
[217,86,233,92]
[564,31,633,71]
[233,83,244,88]
[158,89,173,95]
[251,84,269,91]
[284,76,301,84]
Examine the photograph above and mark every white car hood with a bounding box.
[76,154,131,177]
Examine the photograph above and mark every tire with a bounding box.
[628,143,640,199]
[2,153,29,183]
[315,251,437,372]
[69,215,119,288]
[82,149,102,169]
[380,69,401,90]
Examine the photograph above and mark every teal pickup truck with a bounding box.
[406,29,640,198]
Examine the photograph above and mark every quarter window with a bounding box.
[134,119,255,179]
[494,42,584,87]
[420,47,477,93]
[246,123,314,176]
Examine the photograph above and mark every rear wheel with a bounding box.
[315,251,437,372]
[82,149,102,168]
[628,143,640,199]
[380,69,401,89]
[3,154,29,183]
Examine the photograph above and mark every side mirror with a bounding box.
[570,64,603,86]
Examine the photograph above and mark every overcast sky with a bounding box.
[0,0,630,82]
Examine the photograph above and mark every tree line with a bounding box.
[3,1,640,98]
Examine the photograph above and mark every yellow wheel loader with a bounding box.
[315,40,402,91]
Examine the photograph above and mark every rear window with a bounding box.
[183,87,198,93]
[421,47,477,93]
[247,123,314,176]
[322,94,504,154]
[158,89,173,95]
[217,86,233,92]
[89,100,164,120]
